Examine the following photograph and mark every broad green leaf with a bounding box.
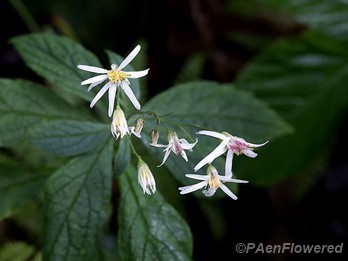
[139,81,292,184]
[236,33,348,186]
[106,50,141,110]
[118,166,193,261]
[0,156,47,219]
[113,138,131,177]
[44,140,113,261]
[32,120,109,156]
[262,0,348,42]
[11,33,104,103]
[0,79,90,146]
[236,32,348,117]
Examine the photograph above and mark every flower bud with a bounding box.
[150,129,160,145]
[133,117,144,138]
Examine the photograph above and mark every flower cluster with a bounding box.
[78,44,268,199]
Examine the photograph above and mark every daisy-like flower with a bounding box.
[150,131,198,167]
[137,159,156,195]
[78,45,149,116]
[110,106,141,139]
[194,130,268,174]
[179,165,248,200]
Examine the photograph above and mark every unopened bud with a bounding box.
[137,159,156,195]
[150,129,160,145]
[134,117,144,134]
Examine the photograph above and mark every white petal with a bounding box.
[220,183,237,200]
[108,84,117,117]
[121,82,141,110]
[90,82,110,108]
[125,69,149,79]
[150,143,169,148]
[202,187,216,197]
[246,140,269,148]
[194,139,229,172]
[179,138,198,150]
[81,74,108,85]
[179,181,207,194]
[185,174,209,181]
[118,45,141,70]
[158,147,172,167]
[180,151,188,162]
[225,150,234,176]
[88,78,107,91]
[225,178,249,184]
[197,130,227,140]
[243,149,257,158]
[77,65,108,74]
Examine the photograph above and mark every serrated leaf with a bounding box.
[262,0,348,42]
[139,81,292,184]
[236,33,348,185]
[118,166,193,261]
[32,120,109,156]
[44,140,113,261]
[0,79,90,146]
[113,138,131,177]
[11,33,104,102]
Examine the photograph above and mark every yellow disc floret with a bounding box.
[108,70,128,83]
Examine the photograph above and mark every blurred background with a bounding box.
[1,0,347,260]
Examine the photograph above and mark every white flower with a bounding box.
[111,106,142,139]
[78,45,149,116]
[138,159,156,195]
[111,106,130,139]
[179,165,248,200]
[150,131,198,167]
[194,130,268,174]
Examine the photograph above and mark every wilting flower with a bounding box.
[150,129,160,145]
[138,159,156,195]
[111,106,130,139]
[179,165,248,200]
[151,131,198,167]
[131,117,144,138]
[194,130,268,174]
[111,107,142,139]
[78,45,149,116]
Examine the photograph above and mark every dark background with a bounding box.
[1,0,347,260]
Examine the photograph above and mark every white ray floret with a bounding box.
[78,45,149,116]
[150,131,198,167]
[179,165,248,200]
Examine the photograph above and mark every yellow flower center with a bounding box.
[208,174,220,189]
[108,70,128,83]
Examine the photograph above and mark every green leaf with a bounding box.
[118,166,193,261]
[0,242,37,261]
[262,0,348,42]
[106,50,141,110]
[113,138,131,177]
[0,156,47,219]
[11,33,104,103]
[236,33,348,185]
[140,81,292,184]
[0,79,90,146]
[44,140,113,261]
[32,120,109,156]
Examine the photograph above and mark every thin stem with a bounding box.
[9,0,40,32]
[127,136,141,160]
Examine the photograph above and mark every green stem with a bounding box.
[127,136,141,160]
[9,0,40,32]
